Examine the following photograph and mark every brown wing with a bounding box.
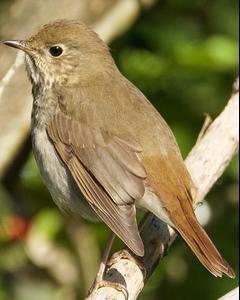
[47,112,147,256]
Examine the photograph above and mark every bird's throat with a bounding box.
[25,54,40,85]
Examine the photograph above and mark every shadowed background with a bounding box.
[0,0,238,299]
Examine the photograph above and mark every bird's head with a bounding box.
[2,19,113,87]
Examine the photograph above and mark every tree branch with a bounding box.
[86,79,239,299]
[218,287,239,300]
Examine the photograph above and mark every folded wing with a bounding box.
[47,112,147,256]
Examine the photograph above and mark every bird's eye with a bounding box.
[49,46,63,57]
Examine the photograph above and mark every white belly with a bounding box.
[31,126,96,220]
[137,189,174,227]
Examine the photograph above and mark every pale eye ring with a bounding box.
[49,46,63,57]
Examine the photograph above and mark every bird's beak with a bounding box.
[2,40,34,54]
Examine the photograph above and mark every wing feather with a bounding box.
[47,113,146,256]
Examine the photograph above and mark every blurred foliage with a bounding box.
[0,0,238,299]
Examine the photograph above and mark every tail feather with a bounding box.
[189,218,232,273]
[140,172,235,277]
[175,215,235,278]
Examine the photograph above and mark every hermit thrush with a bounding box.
[2,19,235,278]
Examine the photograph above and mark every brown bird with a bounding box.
[2,19,235,280]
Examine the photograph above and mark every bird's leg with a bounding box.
[88,232,128,299]
[106,213,150,279]
[95,231,115,283]
[87,214,150,298]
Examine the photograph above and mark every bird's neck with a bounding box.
[31,85,60,131]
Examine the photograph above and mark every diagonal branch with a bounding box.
[218,287,239,300]
[86,78,239,299]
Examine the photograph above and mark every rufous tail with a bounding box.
[175,215,235,278]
